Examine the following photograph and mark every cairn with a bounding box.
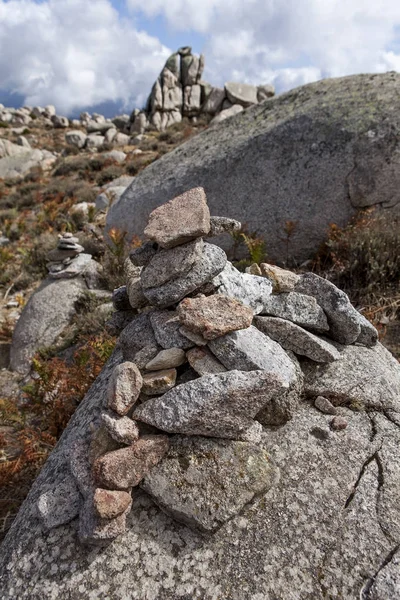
[46,233,91,279]
[37,187,378,544]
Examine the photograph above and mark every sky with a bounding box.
[0,0,400,117]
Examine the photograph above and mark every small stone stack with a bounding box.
[46,233,91,279]
[37,186,379,544]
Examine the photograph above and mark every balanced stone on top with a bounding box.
[46,232,85,275]
[144,187,211,249]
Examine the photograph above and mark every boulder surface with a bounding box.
[107,72,400,263]
[10,277,86,374]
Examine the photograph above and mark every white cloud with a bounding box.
[0,0,171,114]
[127,0,400,92]
[1,0,400,114]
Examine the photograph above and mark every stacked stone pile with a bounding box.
[34,186,383,546]
[130,47,275,133]
[46,233,93,279]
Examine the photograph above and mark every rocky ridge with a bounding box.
[23,185,392,548]
[130,46,275,134]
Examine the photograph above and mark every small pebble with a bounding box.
[314,396,338,415]
[330,416,348,431]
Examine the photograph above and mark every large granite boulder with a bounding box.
[108,72,400,263]
[9,277,87,374]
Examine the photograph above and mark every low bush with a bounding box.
[0,333,116,541]
[96,164,124,186]
[23,231,59,278]
[315,210,400,303]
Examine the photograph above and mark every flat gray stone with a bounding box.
[255,316,341,362]
[133,369,289,440]
[208,325,298,385]
[129,242,157,267]
[49,253,92,279]
[261,291,329,332]
[142,436,278,532]
[302,342,400,422]
[213,262,272,314]
[143,242,227,307]
[179,325,207,346]
[132,344,160,370]
[112,286,131,311]
[295,272,361,344]
[150,310,194,350]
[119,313,157,361]
[145,348,186,371]
[37,477,82,529]
[141,238,203,290]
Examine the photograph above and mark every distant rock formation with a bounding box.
[129,46,275,133]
